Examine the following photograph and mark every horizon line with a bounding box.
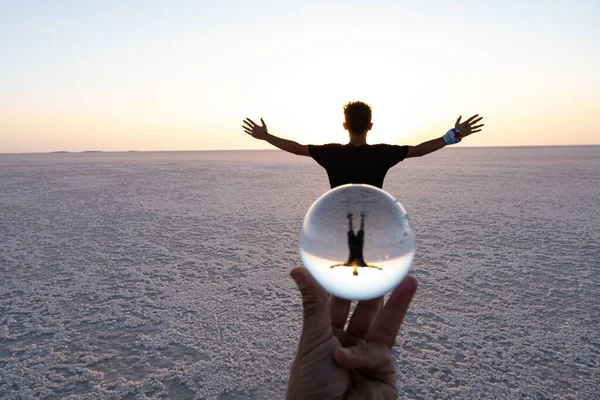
[1,143,599,156]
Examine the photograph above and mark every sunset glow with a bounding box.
[1,1,599,153]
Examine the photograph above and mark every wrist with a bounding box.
[443,128,462,145]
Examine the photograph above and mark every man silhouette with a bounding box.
[243,101,483,189]
[330,214,382,276]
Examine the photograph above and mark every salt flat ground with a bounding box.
[0,147,598,399]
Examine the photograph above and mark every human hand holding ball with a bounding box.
[286,184,418,399]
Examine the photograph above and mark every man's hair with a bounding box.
[343,101,372,134]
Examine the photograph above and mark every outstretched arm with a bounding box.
[406,137,447,158]
[243,118,310,156]
[406,114,484,158]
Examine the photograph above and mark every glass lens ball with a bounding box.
[300,184,415,300]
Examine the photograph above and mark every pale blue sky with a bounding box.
[1,1,599,152]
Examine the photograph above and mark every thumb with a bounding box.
[455,115,462,126]
[260,118,267,128]
[290,267,331,351]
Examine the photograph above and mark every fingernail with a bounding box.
[339,347,352,356]
[291,271,307,289]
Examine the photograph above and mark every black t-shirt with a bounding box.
[308,143,409,188]
[348,230,365,262]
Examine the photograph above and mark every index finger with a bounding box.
[365,276,418,347]
[347,296,383,340]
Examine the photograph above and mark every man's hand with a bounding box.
[242,117,310,156]
[455,114,484,137]
[243,118,269,140]
[286,267,418,400]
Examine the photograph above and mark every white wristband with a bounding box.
[443,128,462,145]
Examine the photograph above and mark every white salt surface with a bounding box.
[0,147,598,399]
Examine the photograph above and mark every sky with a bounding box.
[1,0,599,153]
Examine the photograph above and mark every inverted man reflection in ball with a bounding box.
[330,213,382,276]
